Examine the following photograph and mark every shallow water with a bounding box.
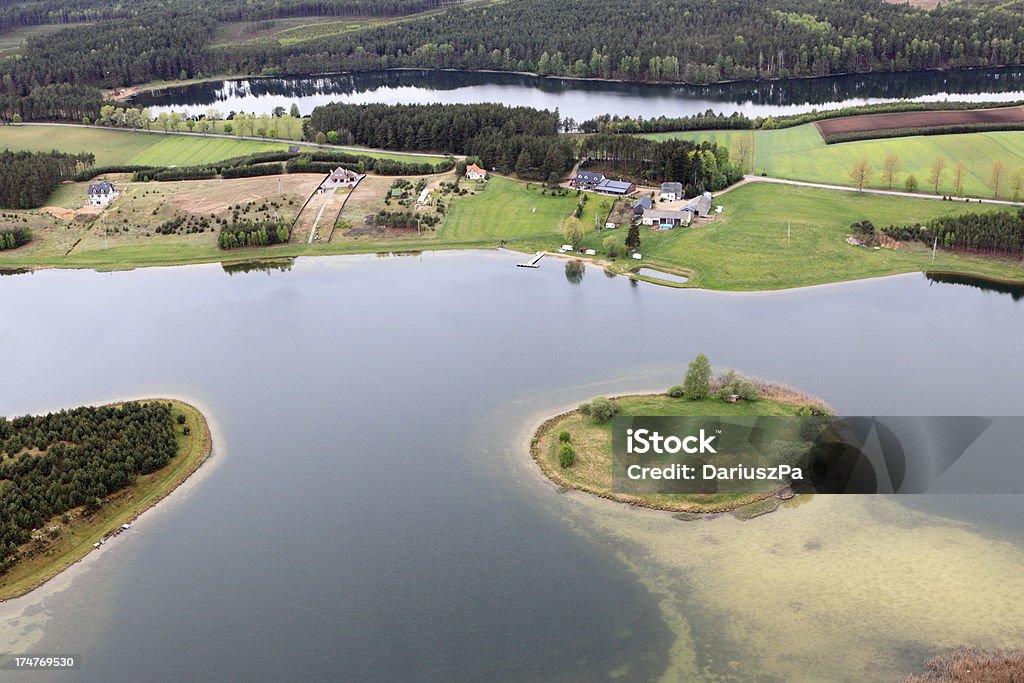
[1,252,1022,681]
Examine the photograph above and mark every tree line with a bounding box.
[0,402,179,573]
[883,209,1024,258]
[0,150,94,208]
[0,227,33,250]
[218,219,291,248]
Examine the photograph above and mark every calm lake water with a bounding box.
[1,252,1023,681]
[134,68,1024,121]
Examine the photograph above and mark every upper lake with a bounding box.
[134,67,1024,121]
[1,252,1023,681]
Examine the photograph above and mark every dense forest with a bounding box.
[0,150,94,208]
[883,209,1024,258]
[580,134,742,193]
[307,102,573,180]
[0,402,179,573]
[3,0,1024,122]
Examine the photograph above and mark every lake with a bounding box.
[1,252,1023,681]
[133,68,1024,122]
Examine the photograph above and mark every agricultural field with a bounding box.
[0,125,291,166]
[583,181,1023,290]
[648,124,1024,199]
[0,23,83,57]
[814,105,1024,141]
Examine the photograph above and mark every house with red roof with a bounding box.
[465,163,487,181]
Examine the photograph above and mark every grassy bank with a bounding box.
[585,182,1024,290]
[531,392,807,514]
[3,175,1024,290]
[648,124,1024,199]
[0,400,213,602]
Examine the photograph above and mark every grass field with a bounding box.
[532,392,803,514]
[0,400,211,601]
[584,182,1024,289]
[0,125,441,168]
[4,173,1024,289]
[648,124,1024,198]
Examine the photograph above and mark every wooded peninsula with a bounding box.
[0,400,212,601]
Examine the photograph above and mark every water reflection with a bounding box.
[564,258,586,284]
[135,68,1024,122]
[926,271,1024,301]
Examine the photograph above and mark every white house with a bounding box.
[87,180,118,207]
[641,207,693,229]
[660,182,683,201]
[465,163,487,181]
[321,166,362,190]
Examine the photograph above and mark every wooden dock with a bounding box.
[517,252,544,268]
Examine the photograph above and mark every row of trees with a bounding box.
[0,150,93,208]
[849,155,1024,199]
[883,209,1024,258]
[0,402,179,573]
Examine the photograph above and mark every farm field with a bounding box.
[0,125,442,169]
[585,182,1023,290]
[0,23,82,57]
[647,124,1024,199]
[814,105,1024,140]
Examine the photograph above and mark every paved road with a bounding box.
[732,174,1024,207]
[9,122,457,160]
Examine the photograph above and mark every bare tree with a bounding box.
[928,157,947,194]
[734,135,754,173]
[1012,167,1024,202]
[881,154,900,189]
[849,159,873,191]
[952,160,966,197]
[990,160,1007,198]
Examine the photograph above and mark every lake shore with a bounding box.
[0,399,214,602]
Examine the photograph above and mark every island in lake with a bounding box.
[531,354,830,518]
[0,400,212,601]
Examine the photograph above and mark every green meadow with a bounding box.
[0,125,440,168]
[585,182,1024,290]
[648,124,1024,199]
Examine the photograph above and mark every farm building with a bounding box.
[571,170,605,189]
[632,196,653,215]
[572,170,635,195]
[682,191,714,218]
[465,163,487,180]
[321,167,362,190]
[660,182,683,201]
[87,180,118,207]
[641,208,693,229]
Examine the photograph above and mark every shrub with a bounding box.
[176,414,187,425]
[558,430,571,443]
[589,397,618,422]
[667,384,685,398]
[578,402,592,415]
[558,443,576,468]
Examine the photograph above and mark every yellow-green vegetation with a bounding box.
[532,391,807,514]
[648,124,1024,198]
[0,400,212,601]
[587,182,1024,290]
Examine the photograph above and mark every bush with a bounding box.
[176,414,187,425]
[589,397,618,422]
[558,430,571,443]
[578,402,592,415]
[557,443,576,468]
[667,384,685,398]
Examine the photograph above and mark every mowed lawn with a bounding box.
[440,176,600,245]
[586,182,1024,290]
[648,124,1024,199]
